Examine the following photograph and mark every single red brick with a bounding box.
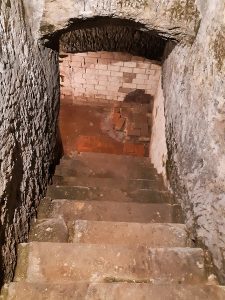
[123,72,136,83]
[118,87,135,94]
[123,61,137,68]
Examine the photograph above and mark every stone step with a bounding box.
[28,219,188,246]
[15,242,207,284]
[53,176,165,191]
[73,220,189,247]
[29,218,69,243]
[55,153,157,179]
[5,282,225,300]
[55,166,160,180]
[38,199,183,223]
[47,185,172,203]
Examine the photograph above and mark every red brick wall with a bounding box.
[59,51,161,103]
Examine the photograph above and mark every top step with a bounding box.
[55,153,159,179]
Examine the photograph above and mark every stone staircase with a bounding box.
[3,152,225,299]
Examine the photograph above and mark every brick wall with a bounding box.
[59,52,161,103]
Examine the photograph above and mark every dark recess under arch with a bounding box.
[42,17,171,61]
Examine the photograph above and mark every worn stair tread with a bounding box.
[55,153,157,179]
[53,176,165,190]
[73,220,189,247]
[47,185,173,203]
[38,199,183,223]
[61,152,154,166]
[6,282,225,300]
[15,242,206,284]
[29,218,68,243]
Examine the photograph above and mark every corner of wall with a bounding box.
[149,76,168,186]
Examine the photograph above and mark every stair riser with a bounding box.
[55,167,159,180]
[38,200,183,224]
[53,176,165,191]
[56,153,157,179]
[47,186,172,204]
[28,218,189,247]
[73,221,189,247]
[29,219,69,243]
[15,243,207,285]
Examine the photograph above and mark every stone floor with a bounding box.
[59,101,152,157]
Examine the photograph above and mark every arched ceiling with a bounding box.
[59,19,167,61]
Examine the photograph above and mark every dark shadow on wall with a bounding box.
[124,89,154,105]
[48,124,64,181]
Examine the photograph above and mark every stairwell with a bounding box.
[1,0,225,297]
[2,148,225,299]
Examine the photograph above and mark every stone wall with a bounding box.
[0,0,59,285]
[59,51,161,103]
[162,0,225,282]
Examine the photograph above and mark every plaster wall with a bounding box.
[150,78,168,184]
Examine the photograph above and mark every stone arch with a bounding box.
[52,16,170,177]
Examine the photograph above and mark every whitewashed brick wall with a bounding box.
[59,51,161,103]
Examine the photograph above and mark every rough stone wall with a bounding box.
[59,51,161,103]
[163,0,225,281]
[0,0,59,285]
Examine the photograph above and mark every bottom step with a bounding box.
[5,282,225,300]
